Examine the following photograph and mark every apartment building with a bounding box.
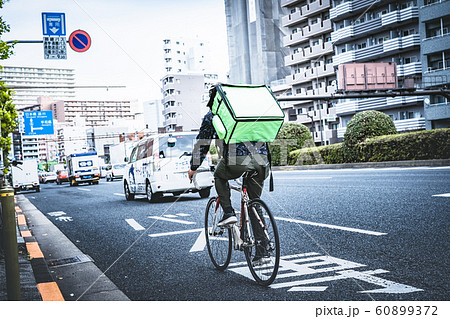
[161,73,215,132]
[331,0,425,139]
[224,0,290,85]
[0,66,75,109]
[419,0,450,129]
[161,36,219,132]
[281,0,339,145]
[45,99,135,127]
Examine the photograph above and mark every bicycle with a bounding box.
[204,171,280,286]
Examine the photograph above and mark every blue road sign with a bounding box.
[42,12,66,36]
[23,111,55,136]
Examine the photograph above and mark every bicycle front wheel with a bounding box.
[244,199,280,286]
[205,197,232,270]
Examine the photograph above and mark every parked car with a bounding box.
[106,163,127,181]
[56,169,69,184]
[39,171,57,183]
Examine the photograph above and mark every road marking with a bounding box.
[177,213,190,217]
[432,193,450,197]
[114,193,124,196]
[190,229,206,252]
[48,211,66,217]
[125,219,145,231]
[228,252,422,294]
[276,176,333,180]
[77,188,91,192]
[148,216,195,225]
[163,214,178,218]
[275,216,387,236]
[149,228,203,238]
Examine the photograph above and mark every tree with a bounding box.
[1,0,17,173]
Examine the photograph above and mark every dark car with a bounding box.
[56,169,69,184]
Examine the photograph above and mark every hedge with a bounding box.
[288,128,450,165]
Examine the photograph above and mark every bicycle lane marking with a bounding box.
[227,253,423,294]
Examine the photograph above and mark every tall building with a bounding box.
[281,0,338,145]
[224,0,290,85]
[0,66,75,109]
[419,0,450,129]
[331,0,425,139]
[161,73,216,132]
[161,37,219,132]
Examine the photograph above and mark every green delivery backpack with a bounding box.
[208,83,285,144]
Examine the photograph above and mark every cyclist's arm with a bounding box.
[190,111,215,173]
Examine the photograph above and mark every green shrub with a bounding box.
[287,128,450,165]
[288,143,344,165]
[269,122,313,165]
[357,128,450,162]
[343,110,397,162]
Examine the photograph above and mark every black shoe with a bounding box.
[217,212,237,227]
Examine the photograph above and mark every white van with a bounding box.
[123,132,214,202]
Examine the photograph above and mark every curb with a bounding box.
[272,159,450,171]
[15,203,65,301]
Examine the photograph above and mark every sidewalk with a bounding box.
[1,195,129,301]
[1,159,449,301]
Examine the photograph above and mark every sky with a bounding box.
[0,0,230,103]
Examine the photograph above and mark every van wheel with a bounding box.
[199,188,211,198]
[70,179,77,187]
[146,182,161,203]
[124,182,134,201]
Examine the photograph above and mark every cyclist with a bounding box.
[188,87,271,264]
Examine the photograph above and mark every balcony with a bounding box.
[381,6,419,27]
[383,34,420,54]
[163,117,177,127]
[336,96,423,117]
[283,30,308,47]
[330,0,375,21]
[286,43,333,66]
[302,0,331,19]
[396,62,422,77]
[281,0,302,7]
[162,106,177,116]
[394,118,426,132]
[303,19,332,39]
[282,10,305,27]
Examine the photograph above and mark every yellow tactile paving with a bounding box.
[17,214,27,226]
[37,282,65,301]
[26,242,44,259]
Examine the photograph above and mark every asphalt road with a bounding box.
[22,167,449,301]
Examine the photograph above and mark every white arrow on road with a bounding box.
[50,27,59,34]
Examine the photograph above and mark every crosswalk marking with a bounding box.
[148,216,195,225]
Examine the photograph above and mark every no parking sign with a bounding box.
[69,30,91,52]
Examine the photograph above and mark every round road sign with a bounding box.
[69,30,91,52]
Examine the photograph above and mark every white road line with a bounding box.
[177,213,190,217]
[432,193,450,197]
[149,228,203,238]
[148,216,195,225]
[163,214,178,218]
[125,219,145,231]
[114,193,124,196]
[190,229,206,252]
[276,177,332,180]
[275,216,387,236]
[77,188,91,192]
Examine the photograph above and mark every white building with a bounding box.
[0,66,75,109]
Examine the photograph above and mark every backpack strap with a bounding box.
[267,143,274,192]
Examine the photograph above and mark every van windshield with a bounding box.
[159,135,196,159]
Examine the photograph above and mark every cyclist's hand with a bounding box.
[188,169,196,182]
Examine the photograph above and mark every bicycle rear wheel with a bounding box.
[244,199,280,286]
[205,197,232,270]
